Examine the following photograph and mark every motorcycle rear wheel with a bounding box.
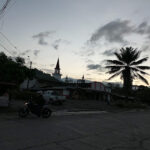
[42,108,52,118]
[18,108,29,118]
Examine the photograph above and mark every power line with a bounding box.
[0,42,15,56]
[0,18,4,30]
[0,1,20,57]
[0,32,20,54]
[0,1,20,55]
[0,0,11,17]
[0,0,17,21]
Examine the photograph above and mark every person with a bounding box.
[34,94,45,117]
[28,94,45,117]
[36,94,45,107]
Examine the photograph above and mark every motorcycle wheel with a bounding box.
[42,108,52,118]
[18,108,29,118]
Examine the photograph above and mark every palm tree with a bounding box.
[106,47,150,92]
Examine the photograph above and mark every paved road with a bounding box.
[1,111,150,150]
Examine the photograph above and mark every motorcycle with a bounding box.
[18,100,52,118]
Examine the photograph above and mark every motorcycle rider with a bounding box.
[30,94,46,117]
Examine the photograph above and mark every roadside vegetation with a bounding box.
[106,47,150,92]
[0,52,59,104]
[106,47,150,109]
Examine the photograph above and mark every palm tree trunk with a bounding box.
[123,67,132,95]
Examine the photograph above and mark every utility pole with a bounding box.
[27,61,32,89]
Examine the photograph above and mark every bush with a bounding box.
[135,88,150,104]
[114,100,147,109]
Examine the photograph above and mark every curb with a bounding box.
[52,110,108,116]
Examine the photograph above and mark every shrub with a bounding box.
[135,88,150,104]
[114,100,147,109]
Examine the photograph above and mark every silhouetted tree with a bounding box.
[15,57,25,66]
[105,47,150,92]
[0,52,32,84]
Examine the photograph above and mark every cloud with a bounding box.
[33,50,40,56]
[50,64,55,67]
[20,50,31,56]
[87,64,103,72]
[85,59,94,64]
[87,50,95,56]
[86,73,91,76]
[52,39,71,50]
[52,39,61,50]
[79,48,95,57]
[88,20,150,46]
[136,21,150,39]
[32,31,55,45]
[141,44,150,52]
[136,22,148,34]
[89,19,134,44]
[102,49,117,56]
[12,51,17,55]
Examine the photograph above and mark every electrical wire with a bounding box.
[0,19,4,30]
[0,0,17,21]
[0,32,20,54]
[0,0,11,16]
[0,42,15,56]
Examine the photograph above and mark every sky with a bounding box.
[0,0,150,85]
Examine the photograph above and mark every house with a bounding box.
[34,81,111,101]
[0,82,16,107]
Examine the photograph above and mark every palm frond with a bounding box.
[136,66,150,70]
[108,70,122,80]
[131,67,150,75]
[131,50,140,62]
[105,65,123,69]
[131,57,148,66]
[131,71,138,79]
[119,47,140,64]
[114,52,122,61]
[106,60,124,65]
[106,66,122,74]
[137,73,149,85]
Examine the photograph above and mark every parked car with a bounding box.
[41,90,66,105]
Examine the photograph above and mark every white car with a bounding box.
[42,90,66,105]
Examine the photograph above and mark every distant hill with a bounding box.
[33,69,60,82]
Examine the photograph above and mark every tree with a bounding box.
[15,57,25,66]
[105,47,150,92]
[0,52,7,63]
[0,52,33,84]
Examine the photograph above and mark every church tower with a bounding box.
[53,58,62,80]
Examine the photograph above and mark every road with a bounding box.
[1,111,150,150]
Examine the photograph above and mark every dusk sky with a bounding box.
[0,0,150,85]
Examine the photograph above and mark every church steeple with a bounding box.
[55,58,60,70]
[53,58,62,80]
[82,75,84,80]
